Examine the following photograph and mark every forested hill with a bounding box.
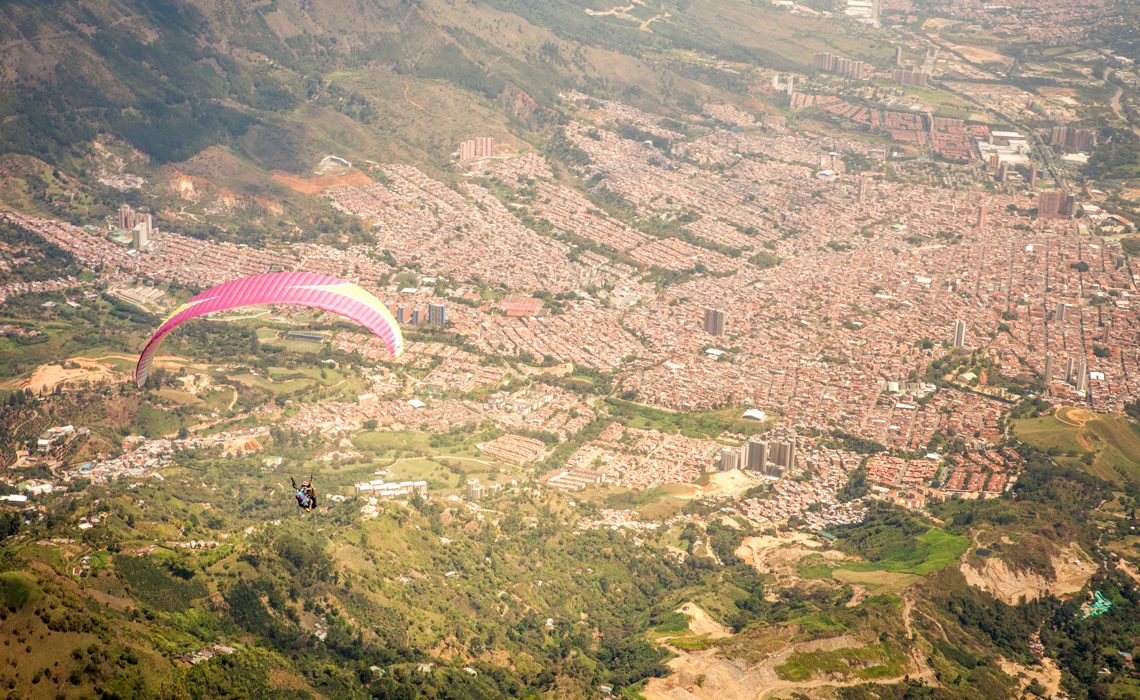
[0,0,877,176]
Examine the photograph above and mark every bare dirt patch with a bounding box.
[736,532,848,588]
[922,17,960,30]
[643,634,900,700]
[942,39,1013,66]
[678,602,731,639]
[700,469,763,498]
[1116,559,1140,585]
[1055,405,1096,426]
[1000,656,1062,698]
[13,353,203,393]
[20,358,121,393]
[960,543,1096,604]
[271,169,373,195]
[1038,86,1079,99]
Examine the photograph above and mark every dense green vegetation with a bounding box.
[1043,571,1140,692]
[1086,127,1140,182]
[114,554,208,613]
[0,223,81,284]
[0,2,273,164]
[831,504,969,575]
[747,251,781,269]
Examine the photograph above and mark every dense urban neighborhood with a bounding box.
[0,0,1138,698]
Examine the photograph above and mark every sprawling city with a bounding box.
[0,0,1138,698]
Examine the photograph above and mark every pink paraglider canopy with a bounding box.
[135,272,403,386]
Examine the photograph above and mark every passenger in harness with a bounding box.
[290,476,317,512]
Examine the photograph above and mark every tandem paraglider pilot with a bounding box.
[130,272,406,518]
[291,477,317,512]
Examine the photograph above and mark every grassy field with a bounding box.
[795,554,839,580]
[598,484,692,520]
[224,364,367,402]
[874,528,970,575]
[346,429,520,490]
[831,569,919,596]
[776,640,908,682]
[605,398,772,438]
[796,553,924,595]
[136,404,183,438]
[255,328,327,354]
[352,430,433,454]
[1014,408,1140,484]
[789,611,848,636]
[832,511,970,576]
[383,457,472,489]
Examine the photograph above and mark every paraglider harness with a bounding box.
[291,476,317,511]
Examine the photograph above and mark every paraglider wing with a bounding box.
[135,272,403,387]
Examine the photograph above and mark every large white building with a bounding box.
[842,0,880,26]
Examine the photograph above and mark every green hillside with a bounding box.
[1014,407,1140,485]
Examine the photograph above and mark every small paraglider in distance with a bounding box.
[133,271,404,387]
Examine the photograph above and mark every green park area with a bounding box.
[1013,407,1140,484]
[605,398,772,438]
[347,429,524,491]
[227,363,371,402]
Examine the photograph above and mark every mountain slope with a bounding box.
[0,0,882,176]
